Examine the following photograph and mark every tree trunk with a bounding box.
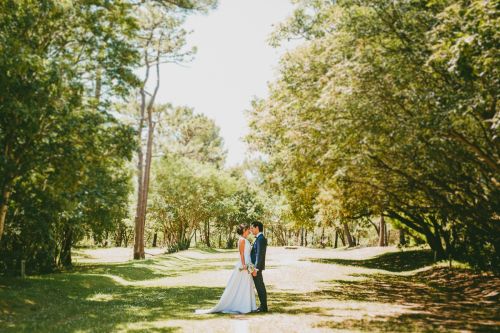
[152,232,158,247]
[205,221,210,247]
[334,229,339,248]
[226,236,235,249]
[60,226,73,268]
[133,87,146,259]
[339,228,346,246]
[134,35,154,260]
[300,228,304,246]
[368,218,380,235]
[379,215,387,247]
[398,229,407,246]
[343,223,354,247]
[179,222,186,250]
[139,117,155,255]
[427,232,446,260]
[133,157,145,258]
[304,229,308,247]
[102,231,109,247]
[165,227,170,247]
[134,38,162,259]
[0,187,11,241]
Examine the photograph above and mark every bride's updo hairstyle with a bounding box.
[236,223,249,236]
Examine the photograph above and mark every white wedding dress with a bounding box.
[195,237,257,314]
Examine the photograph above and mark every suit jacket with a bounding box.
[251,233,267,271]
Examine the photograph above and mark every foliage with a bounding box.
[0,0,220,272]
[149,154,264,251]
[158,106,227,168]
[0,0,138,273]
[247,0,499,270]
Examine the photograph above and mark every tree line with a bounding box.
[0,0,223,274]
[1,0,268,275]
[246,0,499,271]
[1,0,497,275]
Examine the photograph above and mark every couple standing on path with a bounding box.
[195,221,268,314]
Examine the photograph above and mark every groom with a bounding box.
[250,221,268,313]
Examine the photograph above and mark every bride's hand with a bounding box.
[242,264,247,270]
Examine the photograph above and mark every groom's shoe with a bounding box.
[255,307,268,313]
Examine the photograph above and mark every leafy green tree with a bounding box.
[0,0,139,242]
[149,156,234,251]
[0,0,138,273]
[215,182,265,248]
[131,0,218,259]
[247,0,499,269]
[147,121,261,252]
[160,106,227,168]
[1,109,135,272]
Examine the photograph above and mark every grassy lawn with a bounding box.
[1,246,498,332]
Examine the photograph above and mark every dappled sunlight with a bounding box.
[86,293,115,302]
[0,272,225,332]
[307,270,500,332]
[114,320,180,333]
[72,246,409,291]
[2,1,497,332]
[1,246,498,332]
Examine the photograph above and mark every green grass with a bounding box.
[74,257,235,281]
[1,247,498,332]
[0,250,236,332]
[0,272,223,332]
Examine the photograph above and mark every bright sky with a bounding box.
[157,0,296,167]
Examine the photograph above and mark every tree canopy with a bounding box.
[247,0,499,270]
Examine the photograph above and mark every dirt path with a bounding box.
[74,246,398,291]
[70,246,499,333]
[2,246,498,332]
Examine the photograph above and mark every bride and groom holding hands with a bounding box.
[196,221,268,314]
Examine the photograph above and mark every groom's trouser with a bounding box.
[253,271,268,310]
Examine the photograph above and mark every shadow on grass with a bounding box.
[268,267,499,332]
[75,262,168,281]
[3,248,497,333]
[73,256,236,282]
[310,249,435,272]
[0,273,224,333]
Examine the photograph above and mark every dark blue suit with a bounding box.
[251,233,268,311]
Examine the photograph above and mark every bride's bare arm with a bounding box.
[239,238,246,269]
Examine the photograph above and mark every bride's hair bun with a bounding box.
[236,223,249,235]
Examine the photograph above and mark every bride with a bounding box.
[195,223,257,314]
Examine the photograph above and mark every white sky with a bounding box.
[156,0,296,167]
